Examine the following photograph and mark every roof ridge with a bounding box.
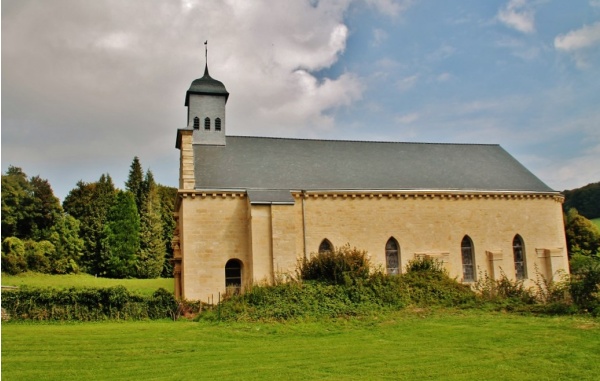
[227,135,500,147]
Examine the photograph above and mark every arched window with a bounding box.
[193,117,199,129]
[513,235,527,280]
[204,117,211,130]
[225,259,242,289]
[461,235,475,282]
[318,239,333,254]
[215,117,222,131]
[385,238,400,275]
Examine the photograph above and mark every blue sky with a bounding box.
[2,0,599,200]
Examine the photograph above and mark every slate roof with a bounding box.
[185,65,229,106]
[191,135,555,194]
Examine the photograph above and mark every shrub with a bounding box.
[1,286,177,321]
[569,254,600,315]
[298,244,370,285]
[1,237,28,275]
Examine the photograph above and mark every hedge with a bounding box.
[1,286,178,321]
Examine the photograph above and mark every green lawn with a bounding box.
[1,272,173,296]
[2,310,599,381]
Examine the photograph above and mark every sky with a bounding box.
[2,0,600,201]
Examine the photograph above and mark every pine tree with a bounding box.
[99,190,140,278]
[137,170,166,278]
[157,184,177,277]
[125,156,144,213]
[63,174,116,274]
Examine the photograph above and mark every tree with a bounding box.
[48,214,83,274]
[563,182,600,220]
[24,240,54,273]
[125,156,144,213]
[1,236,27,274]
[2,167,62,242]
[565,208,600,256]
[63,174,116,273]
[137,171,166,278]
[157,184,177,277]
[2,166,35,240]
[99,190,140,278]
[29,175,62,240]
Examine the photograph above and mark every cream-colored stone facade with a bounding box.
[174,187,568,301]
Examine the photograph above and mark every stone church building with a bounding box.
[172,63,569,301]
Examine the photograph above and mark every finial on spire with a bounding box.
[203,40,209,77]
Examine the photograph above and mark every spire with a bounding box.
[203,40,209,77]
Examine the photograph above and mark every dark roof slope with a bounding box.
[185,65,229,106]
[192,136,555,193]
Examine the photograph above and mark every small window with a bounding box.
[193,117,199,129]
[225,259,242,289]
[461,235,475,282]
[215,118,222,131]
[513,235,527,280]
[319,239,333,254]
[385,238,400,275]
[204,117,210,130]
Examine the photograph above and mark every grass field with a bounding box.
[1,272,173,296]
[592,218,600,230]
[2,309,599,381]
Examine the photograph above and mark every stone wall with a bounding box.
[176,190,568,301]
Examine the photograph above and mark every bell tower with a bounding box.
[184,42,229,146]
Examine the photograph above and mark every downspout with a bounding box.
[301,190,307,259]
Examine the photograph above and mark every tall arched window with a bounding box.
[225,259,242,290]
[193,117,199,129]
[385,238,400,275]
[204,117,211,130]
[461,235,475,282]
[513,235,527,280]
[215,118,222,131]
[319,239,333,254]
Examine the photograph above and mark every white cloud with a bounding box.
[371,28,388,47]
[554,22,600,68]
[394,113,419,124]
[1,0,363,197]
[436,72,452,82]
[395,74,419,92]
[554,22,600,51]
[497,0,536,34]
[496,36,540,61]
[364,0,413,17]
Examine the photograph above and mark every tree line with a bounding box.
[1,157,176,278]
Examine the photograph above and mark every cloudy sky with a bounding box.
[2,0,600,200]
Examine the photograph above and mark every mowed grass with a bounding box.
[1,272,173,296]
[2,310,599,381]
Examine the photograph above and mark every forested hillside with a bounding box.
[1,158,176,278]
[563,182,600,219]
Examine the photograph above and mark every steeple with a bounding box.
[184,41,228,146]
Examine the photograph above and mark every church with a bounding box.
[171,61,569,302]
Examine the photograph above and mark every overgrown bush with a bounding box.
[474,269,536,307]
[1,286,178,321]
[200,255,478,321]
[569,254,600,315]
[298,244,370,285]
